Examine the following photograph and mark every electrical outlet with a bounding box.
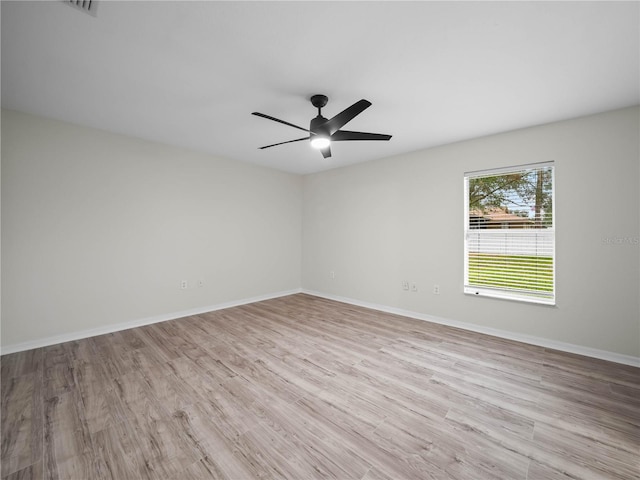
[402,281,409,290]
[180,280,188,289]
[198,279,204,288]
[433,284,440,295]
[411,283,418,292]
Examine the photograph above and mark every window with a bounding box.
[464,162,555,305]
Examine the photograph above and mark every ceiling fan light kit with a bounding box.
[252,94,392,159]
[310,136,330,149]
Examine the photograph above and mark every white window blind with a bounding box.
[464,162,555,305]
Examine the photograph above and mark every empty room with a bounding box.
[1,1,639,479]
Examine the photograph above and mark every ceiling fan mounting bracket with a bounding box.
[310,94,328,109]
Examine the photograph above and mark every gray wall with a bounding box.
[1,110,302,348]
[302,106,640,357]
[3,107,639,359]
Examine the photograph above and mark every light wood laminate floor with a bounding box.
[2,294,639,479]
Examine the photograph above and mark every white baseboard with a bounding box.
[302,289,640,368]
[0,288,302,356]
[4,287,638,368]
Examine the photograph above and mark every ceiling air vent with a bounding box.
[65,0,98,17]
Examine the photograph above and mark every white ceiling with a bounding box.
[2,1,639,175]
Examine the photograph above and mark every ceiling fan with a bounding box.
[252,94,392,159]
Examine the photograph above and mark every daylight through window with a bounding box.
[464,162,555,305]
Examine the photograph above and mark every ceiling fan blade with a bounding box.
[252,112,311,134]
[331,130,392,142]
[321,145,332,158]
[323,99,371,135]
[258,137,309,149]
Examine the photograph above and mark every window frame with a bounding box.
[463,162,556,306]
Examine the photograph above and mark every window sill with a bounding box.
[464,287,555,306]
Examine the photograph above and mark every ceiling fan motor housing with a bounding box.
[310,115,329,136]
